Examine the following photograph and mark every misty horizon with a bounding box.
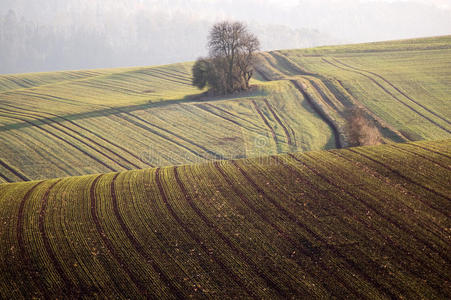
[1,0,451,74]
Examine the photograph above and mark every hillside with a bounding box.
[1,36,450,182]
[0,140,449,298]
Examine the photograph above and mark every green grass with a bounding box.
[0,140,449,298]
[0,35,450,182]
[277,35,451,141]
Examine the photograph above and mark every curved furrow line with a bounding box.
[348,149,451,204]
[173,166,295,298]
[194,103,264,133]
[333,79,410,142]
[330,150,449,238]
[109,173,185,299]
[0,108,137,170]
[113,113,206,160]
[231,158,400,299]
[270,52,317,76]
[47,123,133,170]
[263,99,293,146]
[134,70,193,86]
[149,69,192,83]
[11,90,83,106]
[213,161,314,254]
[307,80,339,110]
[0,104,152,167]
[254,68,271,81]
[293,152,450,263]
[290,80,342,149]
[212,161,363,298]
[38,179,77,294]
[251,100,278,150]
[0,113,116,172]
[205,103,264,129]
[72,80,142,95]
[0,172,12,183]
[332,58,450,126]
[89,175,150,297]
[278,155,449,296]
[389,144,450,170]
[144,71,193,86]
[259,53,291,77]
[121,111,221,158]
[162,67,191,77]
[0,158,30,181]
[408,143,451,159]
[55,118,150,168]
[194,104,247,128]
[16,181,48,297]
[321,58,451,134]
[154,168,261,300]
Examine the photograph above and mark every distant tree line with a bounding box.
[192,21,260,95]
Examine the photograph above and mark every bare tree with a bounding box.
[192,21,260,94]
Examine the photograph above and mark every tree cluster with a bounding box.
[192,21,260,95]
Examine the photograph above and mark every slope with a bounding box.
[0,140,449,299]
[1,36,451,182]
[271,35,451,142]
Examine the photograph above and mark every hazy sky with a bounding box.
[1,0,450,73]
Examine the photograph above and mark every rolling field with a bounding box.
[0,140,449,298]
[0,35,450,183]
[274,35,451,142]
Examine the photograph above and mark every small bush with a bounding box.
[345,107,382,146]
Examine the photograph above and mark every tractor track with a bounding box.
[290,80,342,149]
[322,58,450,134]
[331,58,450,126]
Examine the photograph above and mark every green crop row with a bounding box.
[0,140,449,298]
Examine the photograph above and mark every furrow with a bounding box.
[263,99,293,146]
[348,149,451,204]
[113,113,206,160]
[194,103,264,132]
[332,58,450,126]
[16,181,48,297]
[233,158,399,299]
[322,58,450,134]
[1,104,152,167]
[275,156,438,296]
[110,173,184,299]
[251,100,278,150]
[38,179,76,294]
[0,108,136,170]
[0,158,30,181]
[389,144,450,170]
[330,150,448,236]
[0,172,12,183]
[290,80,342,148]
[89,175,150,297]
[149,69,192,83]
[154,168,261,299]
[286,152,450,293]
[121,110,220,158]
[0,113,116,172]
[212,161,362,298]
[292,152,450,264]
[173,166,286,298]
[408,142,451,159]
[134,70,193,86]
